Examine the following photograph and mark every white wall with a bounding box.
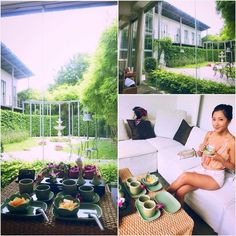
[198,95,235,135]
[119,94,200,123]
[119,95,235,135]
[153,14,201,46]
[1,69,17,107]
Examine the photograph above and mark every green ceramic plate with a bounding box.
[32,191,54,202]
[141,178,163,192]
[154,191,181,214]
[53,203,102,221]
[56,191,100,204]
[124,182,146,199]
[135,200,161,222]
[1,200,47,218]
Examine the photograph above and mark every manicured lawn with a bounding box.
[4,137,40,152]
[174,61,213,68]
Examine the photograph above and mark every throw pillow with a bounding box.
[154,110,187,139]
[119,119,129,141]
[127,119,156,140]
[173,119,193,145]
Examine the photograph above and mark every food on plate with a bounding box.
[9,197,28,207]
[59,199,78,211]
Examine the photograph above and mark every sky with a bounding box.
[168,0,224,35]
[1,4,117,92]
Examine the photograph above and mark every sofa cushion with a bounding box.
[154,110,187,139]
[173,119,193,145]
[127,119,156,140]
[119,119,129,141]
[147,137,181,151]
[119,139,157,159]
[185,127,207,151]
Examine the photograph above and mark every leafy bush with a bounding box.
[148,70,235,94]
[1,160,117,189]
[1,160,46,188]
[144,57,157,73]
[1,129,29,144]
[98,163,117,184]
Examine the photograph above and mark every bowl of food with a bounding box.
[53,195,80,217]
[143,174,159,187]
[6,193,31,213]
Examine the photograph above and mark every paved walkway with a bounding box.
[1,137,116,165]
[165,66,235,87]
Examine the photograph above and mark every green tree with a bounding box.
[80,21,117,138]
[53,53,90,88]
[17,88,41,104]
[202,34,222,42]
[216,1,235,39]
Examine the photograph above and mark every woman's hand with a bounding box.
[212,153,225,165]
[197,143,206,157]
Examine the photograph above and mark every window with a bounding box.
[198,33,201,45]
[144,9,153,60]
[192,32,195,45]
[161,23,168,38]
[1,80,6,105]
[184,30,189,44]
[145,11,153,33]
[175,28,180,43]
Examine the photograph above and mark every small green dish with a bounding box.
[135,200,161,222]
[142,174,159,187]
[53,203,102,221]
[6,193,31,213]
[32,191,54,202]
[154,191,181,214]
[141,178,163,192]
[53,195,80,217]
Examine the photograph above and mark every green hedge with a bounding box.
[144,57,157,73]
[1,110,109,144]
[1,160,117,188]
[149,70,235,94]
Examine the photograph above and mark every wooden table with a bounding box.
[119,168,194,235]
[1,180,117,235]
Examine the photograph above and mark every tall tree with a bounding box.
[17,88,40,103]
[80,21,117,138]
[53,53,89,88]
[216,1,235,39]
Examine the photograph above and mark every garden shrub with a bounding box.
[98,163,117,184]
[144,57,157,73]
[154,38,222,67]
[1,109,109,143]
[148,70,235,94]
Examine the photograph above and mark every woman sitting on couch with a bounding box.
[167,104,235,205]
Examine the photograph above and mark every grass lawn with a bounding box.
[4,137,40,152]
[173,61,213,68]
[65,139,117,160]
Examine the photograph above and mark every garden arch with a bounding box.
[22,100,80,137]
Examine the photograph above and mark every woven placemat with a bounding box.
[1,180,117,235]
[118,168,194,236]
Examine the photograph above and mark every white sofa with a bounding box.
[119,111,235,235]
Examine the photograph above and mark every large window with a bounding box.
[144,10,153,59]
[175,28,180,43]
[161,23,168,38]
[1,80,6,105]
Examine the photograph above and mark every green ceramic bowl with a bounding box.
[143,174,159,187]
[53,195,80,217]
[6,193,31,213]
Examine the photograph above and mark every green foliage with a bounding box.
[144,57,157,73]
[148,69,235,94]
[1,130,29,144]
[216,1,235,39]
[1,160,46,189]
[98,163,117,184]
[80,21,117,139]
[202,34,222,42]
[52,54,90,88]
[17,89,41,107]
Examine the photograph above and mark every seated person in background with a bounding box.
[167,104,235,205]
[124,67,136,88]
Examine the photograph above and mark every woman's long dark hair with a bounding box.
[212,104,233,121]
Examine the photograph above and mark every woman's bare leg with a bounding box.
[175,184,197,205]
[167,172,220,193]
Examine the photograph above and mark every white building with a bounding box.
[119,1,210,84]
[1,43,33,110]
